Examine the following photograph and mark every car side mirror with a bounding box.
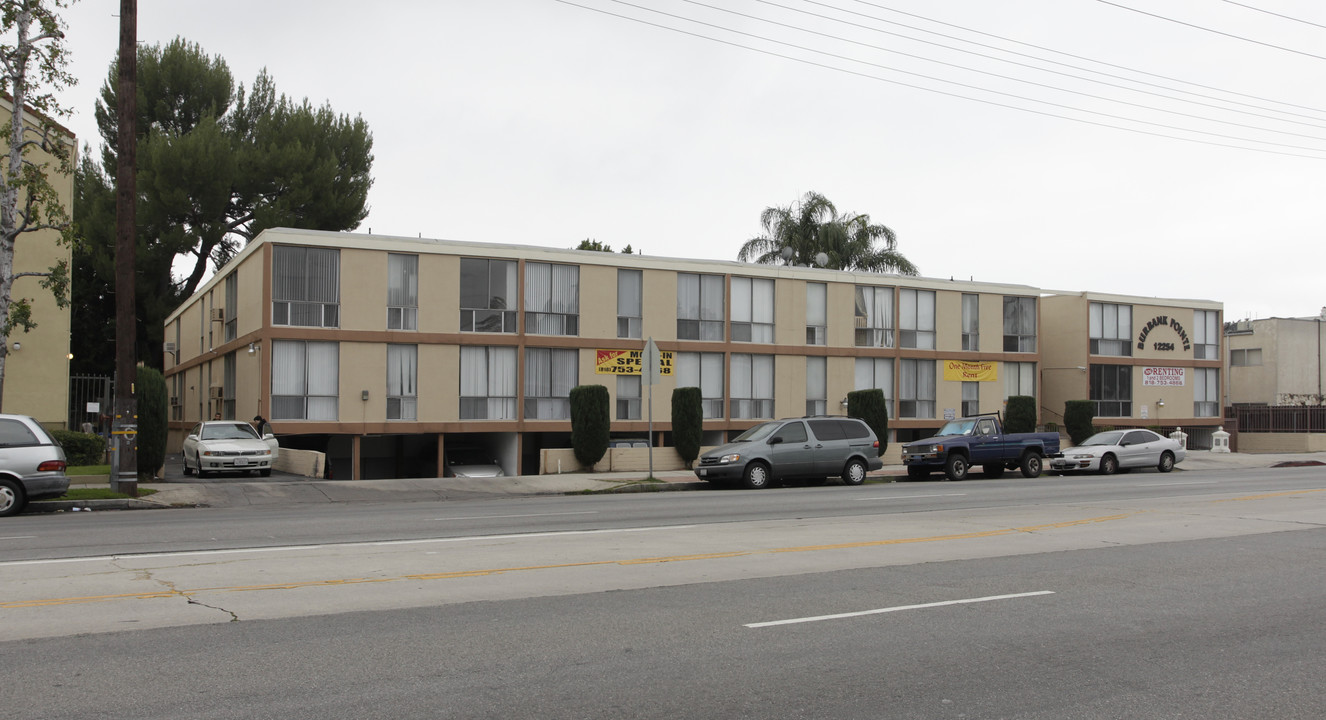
[263,433,275,440]
[769,436,784,445]
[187,434,198,441]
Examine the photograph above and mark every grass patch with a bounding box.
[59,487,157,501]
[67,464,111,476]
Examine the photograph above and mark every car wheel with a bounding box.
[944,454,969,481]
[982,464,1004,479]
[842,458,867,486]
[0,478,25,517]
[906,466,930,480]
[1099,454,1118,475]
[182,456,194,476]
[742,462,772,490]
[1020,452,1043,479]
[1158,451,1175,473]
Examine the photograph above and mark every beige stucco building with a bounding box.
[163,228,1224,479]
[1225,314,1326,405]
[0,96,74,428]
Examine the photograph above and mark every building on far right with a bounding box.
[1039,291,1224,448]
[1225,312,1326,406]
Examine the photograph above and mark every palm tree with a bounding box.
[737,191,918,275]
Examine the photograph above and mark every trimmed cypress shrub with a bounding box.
[51,429,106,466]
[137,365,169,480]
[569,384,610,470]
[1003,395,1037,434]
[1064,400,1096,446]
[671,386,703,466]
[846,388,888,456]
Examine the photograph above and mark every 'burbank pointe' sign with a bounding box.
[1137,315,1191,352]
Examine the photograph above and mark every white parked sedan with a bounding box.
[182,421,279,477]
[1049,429,1185,475]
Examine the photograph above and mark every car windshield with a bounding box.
[936,419,978,437]
[731,422,781,443]
[1082,431,1125,446]
[200,423,261,441]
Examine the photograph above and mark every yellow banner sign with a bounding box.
[944,360,998,382]
[595,349,673,376]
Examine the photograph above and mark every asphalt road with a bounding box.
[2,466,1323,718]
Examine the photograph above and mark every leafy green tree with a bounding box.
[569,384,610,470]
[737,191,917,275]
[1064,400,1096,446]
[671,386,703,466]
[847,388,889,456]
[576,238,612,252]
[0,0,75,408]
[136,364,168,480]
[73,37,374,369]
[1004,395,1037,434]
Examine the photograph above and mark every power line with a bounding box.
[1096,0,1326,61]
[1219,0,1326,32]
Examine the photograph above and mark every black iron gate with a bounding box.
[68,375,114,433]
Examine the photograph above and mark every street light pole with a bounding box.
[111,0,138,495]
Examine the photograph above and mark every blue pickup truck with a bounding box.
[902,414,1061,481]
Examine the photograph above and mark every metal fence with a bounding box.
[68,375,114,433]
[1229,405,1326,434]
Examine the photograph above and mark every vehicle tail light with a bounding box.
[38,460,66,472]
[872,440,879,449]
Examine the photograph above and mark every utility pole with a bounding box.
[111,0,138,495]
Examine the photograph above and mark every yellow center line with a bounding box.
[2,513,1136,609]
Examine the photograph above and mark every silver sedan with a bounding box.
[1050,429,1185,475]
[182,421,279,477]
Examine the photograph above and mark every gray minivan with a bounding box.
[0,414,70,517]
[693,416,883,489]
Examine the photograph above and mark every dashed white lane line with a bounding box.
[745,591,1056,628]
[856,493,966,501]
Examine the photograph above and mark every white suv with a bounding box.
[0,414,70,517]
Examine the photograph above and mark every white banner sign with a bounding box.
[1142,367,1186,387]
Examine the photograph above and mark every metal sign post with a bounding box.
[643,337,661,479]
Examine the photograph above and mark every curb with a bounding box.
[24,498,173,514]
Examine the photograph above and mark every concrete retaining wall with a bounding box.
[275,448,326,478]
[1235,433,1326,453]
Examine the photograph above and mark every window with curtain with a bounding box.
[731,277,774,343]
[1194,367,1219,417]
[1003,361,1036,401]
[962,381,979,417]
[730,354,774,419]
[806,282,826,345]
[899,359,935,418]
[386,344,418,420]
[460,258,517,333]
[617,269,642,339]
[677,273,724,340]
[675,351,725,418]
[525,262,580,336]
[962,293,979,351]
[524,348,578,419]
[617,375,641,420]
[224,274,237,342]
[1090,364,1132,416]
[806,356,826,415]
[1089,302,1132,356]
[387,254,419,330]
[459,346,517,419]
[1230,348,1262,366]
[1003,296,1036,352]
[271,340,339,420]
[854,285,894,347]
[272,246,340,328]
[900,289,936,349]
[1193,310,1219,360]
[854,357,894,416]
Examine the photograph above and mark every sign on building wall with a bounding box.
[943,360,999,382]
[595,349,673,376]
[1137,316,1191,352]
[1142,367,1186,386]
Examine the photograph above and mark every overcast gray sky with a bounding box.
[54,0,1326,321]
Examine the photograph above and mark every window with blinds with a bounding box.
[272,246,340,328]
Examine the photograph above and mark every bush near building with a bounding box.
[672,387,703,466]
[569,384,610,470]
[1064,400,1096,446]
[137,366,169,480]
[51,430,106,466]
[1004,395,1037,434]
[847,389,889,456]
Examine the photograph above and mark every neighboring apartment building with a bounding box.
[1040,291,1224,437]
[1225,313,1326,406]
[0,96,75,429]
[165,228,1071,480]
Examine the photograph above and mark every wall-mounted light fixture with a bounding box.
[11,341,19,351]
[361,389,369,401]
[248,342,259,355]
[1157,398,1165,408]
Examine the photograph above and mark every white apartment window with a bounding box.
[222,352,236,419]
[962,381,979,417]
[460,258,517,333]
[854,285,894,348]
[617,269,642,339]
[386,344,417,420]
[730,354,774,419]
[731,277,774,343]
[1003,296,1036,352]
[1194,368,1219,417]
[806,282,826,345]
[1004,361,1036,401]
[1090,302,1132,356]
[459,346,517,419]
[1230,348,1262,366]
[525,348,578,419]
[962,294,979,351]
[271,340,339,420]
[677,273,724,340]
[224,274,237,342]
[900,289,936,349]
[899,359,936,419]
[1193,310,1219,360]
[387,253,419,330]
[273,246,340,328]
[855,357,895,414]
[676,351,725,419]
[525,262,580,336]
[617,375,641,420]
[806,356,826,415]
[1090,364,1132,417]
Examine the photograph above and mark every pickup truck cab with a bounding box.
[902,414,1060,481]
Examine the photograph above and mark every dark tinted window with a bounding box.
[807,419,846,441]
[775,421,807,444]
[1124,430,1155,445]
[0,419,39,447]
[839,419,871,439]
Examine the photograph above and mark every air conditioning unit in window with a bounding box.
[163,341,176,353]
[854,316,868,328]
[208,386,224,399]
[210,308,225,322]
